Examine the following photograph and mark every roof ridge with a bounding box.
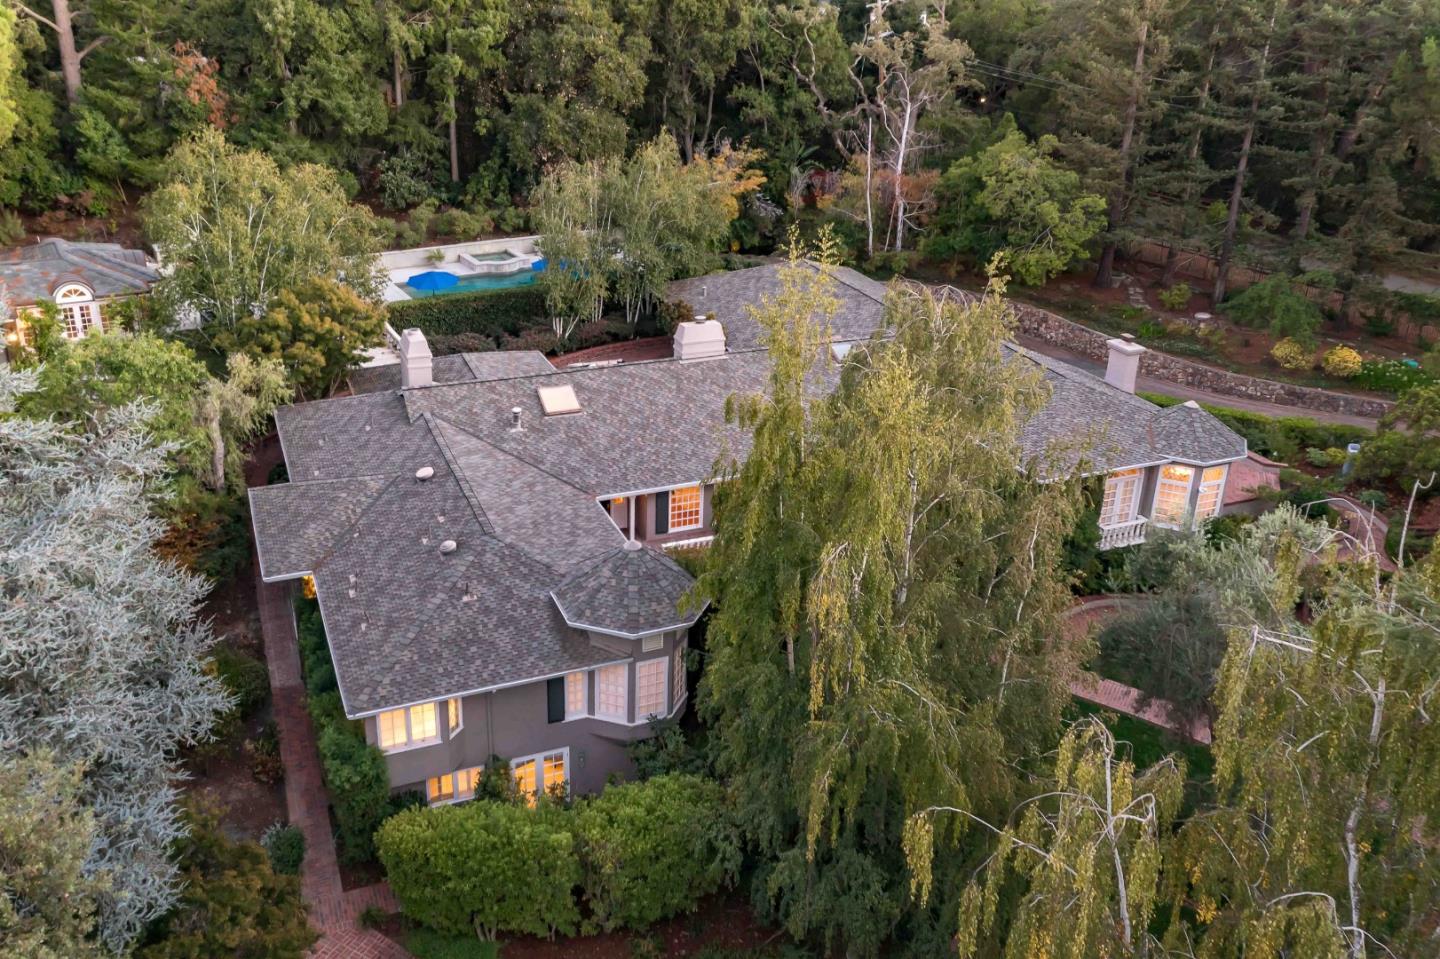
[431,410,607,499]
[425,414,497,536]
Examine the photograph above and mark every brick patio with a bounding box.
[250,436,409,959]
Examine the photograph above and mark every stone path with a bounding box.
[250,437,409,959]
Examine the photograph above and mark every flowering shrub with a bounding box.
[1321,345,1363,378]
[1270,337,1312,370]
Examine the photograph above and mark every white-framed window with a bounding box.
[53,285,102,340]
[510,749,568,803]
[636,658,666,719]
[376,702,440,752]
[596,664,627,721]
[641,633,664,653]
[672,641,687,711]
[1152,464,1196,529]
[447,697,462,738]
[1195,465,1228,522]
[1099,468,1142,527]
[564,671,587,719]
[428,767,482,805]
[669,485,702,531]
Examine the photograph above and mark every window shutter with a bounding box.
[654,491,670,535]
[546,677,565,724]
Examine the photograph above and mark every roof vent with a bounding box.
[415,466,435,481]
[537,384,581,416]
[438,539,457,555]
[510,406,524,431]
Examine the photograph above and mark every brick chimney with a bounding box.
[399,328,433,389]
[673,315,726,361]
[1104,336,1146,394]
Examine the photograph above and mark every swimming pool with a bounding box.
[400,269,541,298]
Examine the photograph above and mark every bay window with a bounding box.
[596,664,627,721]
[1152,465,1195,529]
[636,658,666,719]
[447,697,462,738]
[1196,466,1228,522]
[376,702,440,752]
[564,671,587,719]
[668,485,702,531]
[672,641,687,711]
[1099,468,1142,527]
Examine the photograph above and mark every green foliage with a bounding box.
[378,800,581,940]
[216,276,387,400]
[0,752,109,959]
[143,128,381,330]
[260,824,306,877]
[138,805,316,959]
[627,716,707,780]
[1304,446,1349,468]
[1225,275,1326,346]
[404,928,501,959]
[923,130,1107,285]
[386,286,548,343]
[1352,357,1436,394]
[209,645,269,718]
[0,207,21,246]
[1354,383,1440,492]
[574,774,739,931]
[1158,282,1192,311]
[377,151,435,210]
[316,723,392,864]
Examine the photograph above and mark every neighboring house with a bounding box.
[0,238,159,361]
[249,263,1247,806]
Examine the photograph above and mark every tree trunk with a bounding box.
[1094,19,1150,290]
[1161,39,1217,289]
[864,116,875,260]
[51,0,84,104]
[1213,7,1276,306]
[207,408,226,493]
[393,48,405,108]
[447,35,460,183]
[891,103,913,252]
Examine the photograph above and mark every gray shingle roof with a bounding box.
[0,238,157,306]
[253,264,1247,717]
[551,541,703,637]
[348,350,554,395]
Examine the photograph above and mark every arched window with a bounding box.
[51,284,104,339]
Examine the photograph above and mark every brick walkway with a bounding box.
[250,438,409,959]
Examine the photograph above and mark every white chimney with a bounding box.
[673,315,726,361]
[399,328,433,389]
[1104,336,1146,394]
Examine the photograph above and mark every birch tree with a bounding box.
[0,368,231,950]
[143,127,382,332]
[698,236,1087,953]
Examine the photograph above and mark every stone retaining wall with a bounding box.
[1006,299,1395,421]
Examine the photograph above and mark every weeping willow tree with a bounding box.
[696,234,1087,954]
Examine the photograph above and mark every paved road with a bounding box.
[1012,333,1383,428]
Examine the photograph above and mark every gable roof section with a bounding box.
[249,476,390,580]
[0,238,157,306]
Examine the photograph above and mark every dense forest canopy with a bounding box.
[3,0,1438,298]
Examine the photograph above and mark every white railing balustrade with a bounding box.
[1098,517,1148,551]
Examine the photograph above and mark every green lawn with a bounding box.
[406,928,500,959]
[1068,701,1216,810]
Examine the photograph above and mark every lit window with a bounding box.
[596,664,627,721]
[672,642,687,710]
[447,697,462,737]
[376,702,441,752]
[60,304,84,339]
[1099,469,1142,527]
[455,766,482,799]
[1152,465,1195,528]
[542,752,566,795]
[427,773,456,803]
[636,659,666,719]
[513,759,536,798]
[1196,466,1228,522]
[669,485,702,531]
[641,633,663,653]
[564,671,587,719]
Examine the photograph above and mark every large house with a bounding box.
[248,264,1247,805]
[1,238,159,361]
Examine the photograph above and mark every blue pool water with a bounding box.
[400,268,541,298]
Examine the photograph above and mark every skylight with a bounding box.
[536,384,581,416]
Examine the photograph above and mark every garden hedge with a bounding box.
[378,800,581,940]
[573,774,739,931]
[385,286,547,341]
[1138,392,1371,462]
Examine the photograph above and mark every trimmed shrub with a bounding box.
[573,774,739,932]
[1270,337,1312,370]
[386,286,548,341]
[1305,447,1348,468]
[1352,357,1436,395]
[261,822,306,875]
[1321,345,1363,378]
[1158,282,1192,311]
[378,801,581,940]
[317,721,392,864]
[210,646,269,718]
[247,721,284,784]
